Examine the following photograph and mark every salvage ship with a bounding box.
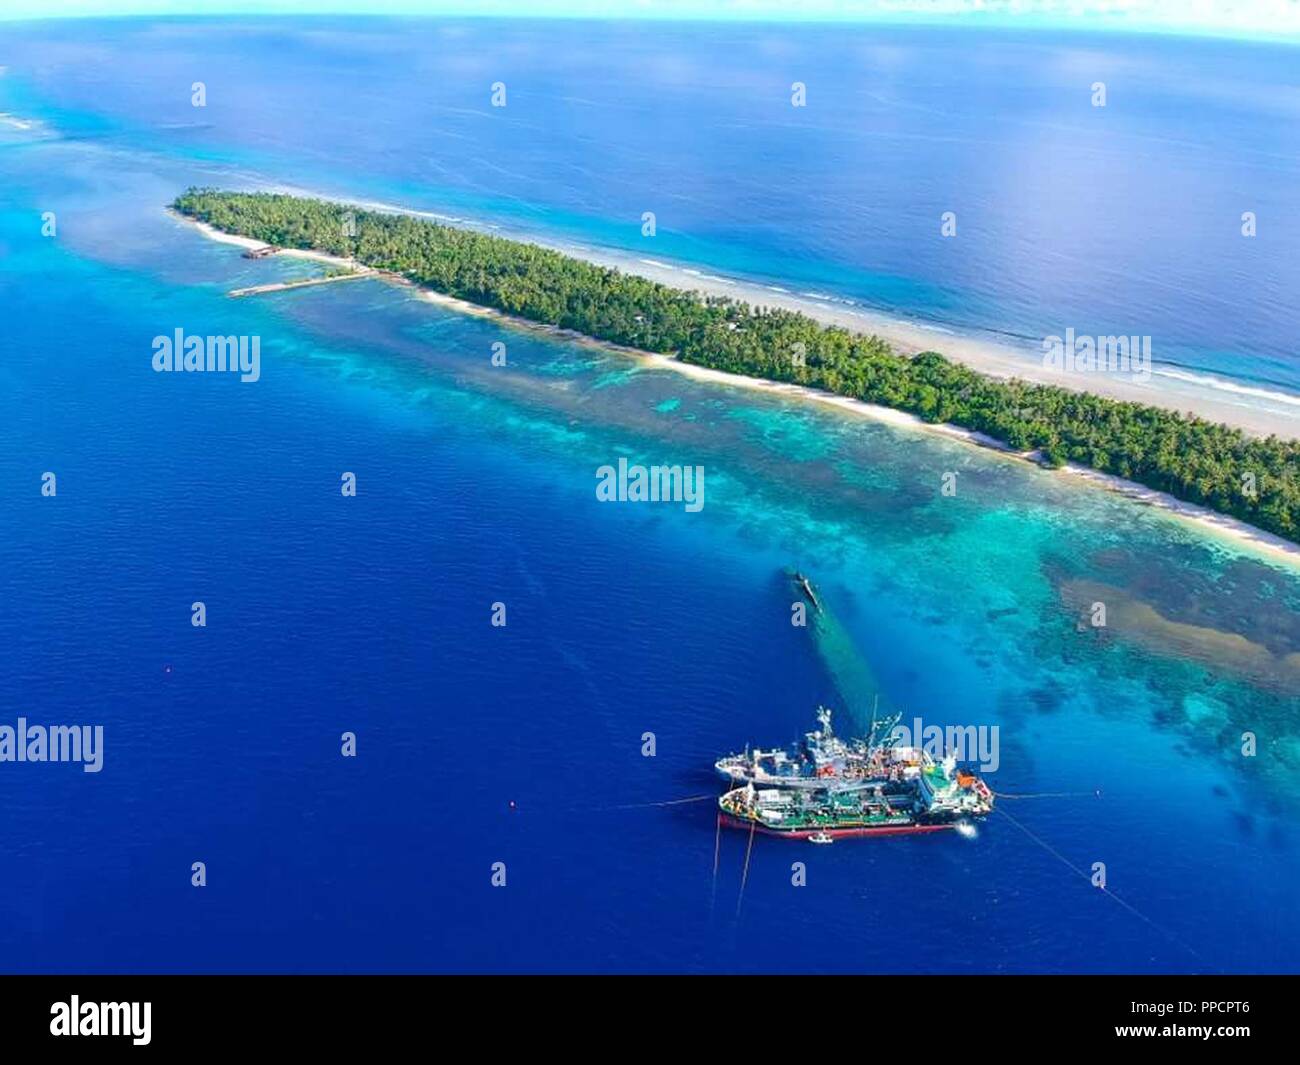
[715,705,903,791]
[715,707,994,840]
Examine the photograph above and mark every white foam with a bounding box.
[1154,367,1300,409]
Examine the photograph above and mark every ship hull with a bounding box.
[720,813,956,839]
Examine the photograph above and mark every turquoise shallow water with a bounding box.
[0,20,1298,973]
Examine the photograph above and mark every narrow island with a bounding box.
[172,188,1300,546]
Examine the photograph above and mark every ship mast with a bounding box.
[816,705,833,737]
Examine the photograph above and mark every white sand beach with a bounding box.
[179,215,361,271]
[576,246,1300,441]
[640,354,1300,570]
[258,187,1294,442]
[225,183,1300,438]
[174,209,1300,571]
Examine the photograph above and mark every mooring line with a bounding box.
[736,819,757,919]
[551,793,717,817]
[710,812,722,917]
[712,812,722,878]
[993,791,1096,800]
[994,805,1200,961]
[606,794,715,811]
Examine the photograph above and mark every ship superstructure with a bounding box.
[715,708,993,840]
[716,706,904,790]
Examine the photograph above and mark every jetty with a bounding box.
[228,269,374,298]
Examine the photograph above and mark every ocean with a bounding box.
[0,16,1297,973]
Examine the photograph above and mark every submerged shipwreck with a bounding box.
[715,707,994,841]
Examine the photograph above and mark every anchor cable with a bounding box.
[993,804,1201,963]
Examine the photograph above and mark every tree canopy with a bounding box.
[174,188,1300,544]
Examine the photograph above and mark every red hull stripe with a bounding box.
[720,814,954,839]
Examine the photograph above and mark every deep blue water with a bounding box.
[1,18,1298,973]
[4,16,1299,397]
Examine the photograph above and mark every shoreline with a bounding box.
[236,181,1300,440]
[636,354,1300,571]
[177,214,363,271]
[173,209,1300,572]
[571,247,1300,441]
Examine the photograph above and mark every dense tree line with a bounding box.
[174,188,1300,543]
